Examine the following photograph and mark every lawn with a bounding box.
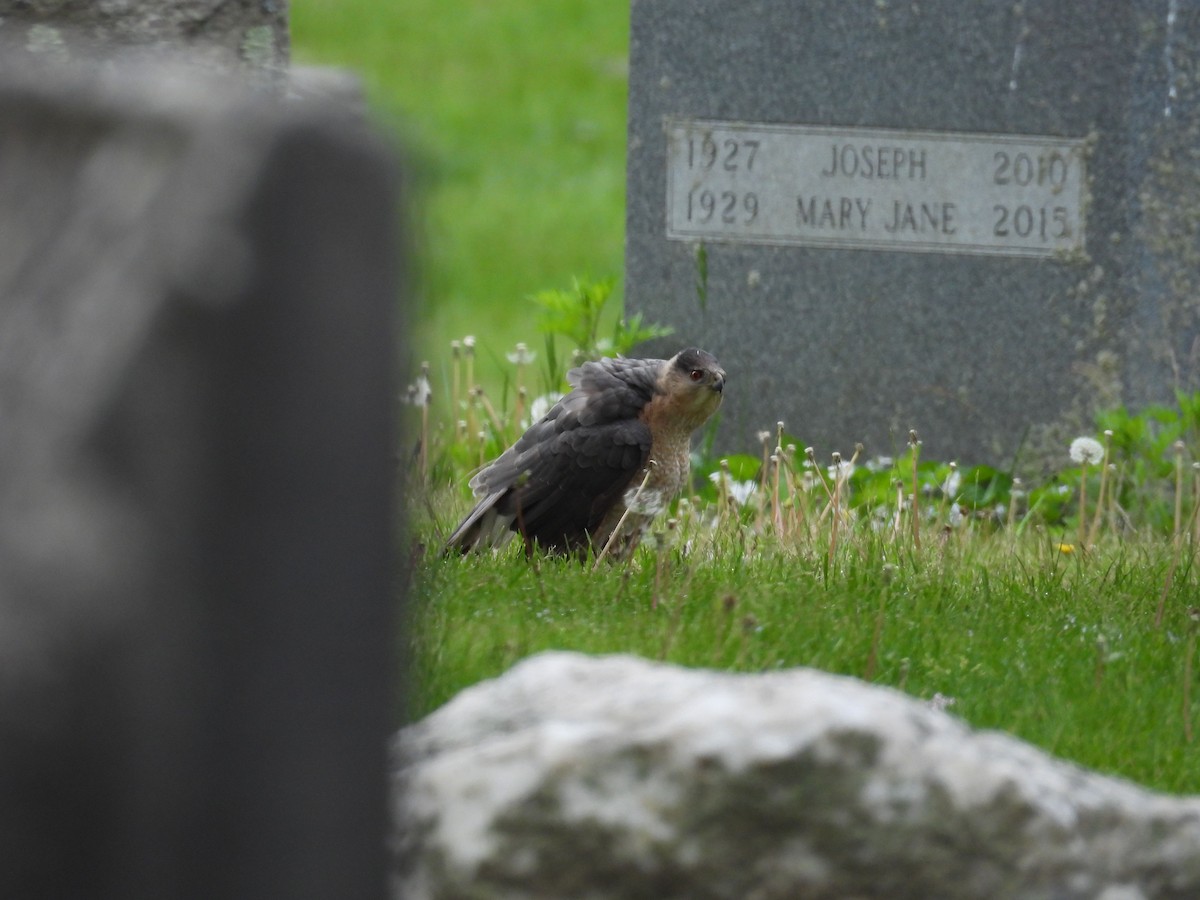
[412,457,1200,796]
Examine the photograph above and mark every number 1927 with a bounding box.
[687,135,760,171]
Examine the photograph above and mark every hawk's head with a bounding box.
[662,347,725,427]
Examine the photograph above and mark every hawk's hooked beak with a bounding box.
[713,371,726,394]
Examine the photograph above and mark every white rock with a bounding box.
[392,651,1200,899]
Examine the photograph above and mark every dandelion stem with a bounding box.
[772,451,784,538]
[464,336,478,443]
[450,339,462,426]
[473,387,507,440]
[1087,431,1112,545]
[1078,460,1089,552]
[1173,441,1185,544]
[909,430,921,551]
[828,451,842,568]
[419,361,430,482]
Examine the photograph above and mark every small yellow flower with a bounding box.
[1058,543,1076,554]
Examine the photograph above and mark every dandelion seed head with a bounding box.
[729,480,757,506]
[828,458,855,480]
[506,343,536,365]
[405,375,432,407]
[942,468,961,497]
[708,470,757,506]
[1069,436,1104,465]
[523,393,563,428]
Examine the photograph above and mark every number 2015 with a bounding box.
[993,204,1071,241]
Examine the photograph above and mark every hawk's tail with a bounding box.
[443,491,517,554]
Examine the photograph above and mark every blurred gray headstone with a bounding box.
[0,0,288,82]
[626,0,1200,466]
[0,56,400,899]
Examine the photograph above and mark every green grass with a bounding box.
[412,529,1200,795]
[291,0,630,385]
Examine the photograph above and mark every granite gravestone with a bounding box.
[0,58,400,899]
[0,0,289,80]
[626,0,1200,467]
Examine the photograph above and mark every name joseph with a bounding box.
[820,143,928,180]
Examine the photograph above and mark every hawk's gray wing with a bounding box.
[445,356,662,554]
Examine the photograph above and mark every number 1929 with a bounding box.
[687,187,759,225]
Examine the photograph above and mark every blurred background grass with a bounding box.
[292,0,630,385]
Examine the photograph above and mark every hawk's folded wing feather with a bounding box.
[445,357,661,554]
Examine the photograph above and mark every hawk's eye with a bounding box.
[689,369,704,382]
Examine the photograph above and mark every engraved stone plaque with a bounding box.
[666,120,1086,259]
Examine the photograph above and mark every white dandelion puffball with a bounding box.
[1069,436,1105,465]
[522,392,563,428]
[406,375,432,407]
[708,471,758,507]
[506,343,535,366]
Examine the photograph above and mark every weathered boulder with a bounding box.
[393,651,1200,900]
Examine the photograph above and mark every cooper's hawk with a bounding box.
[446,347,726,558]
